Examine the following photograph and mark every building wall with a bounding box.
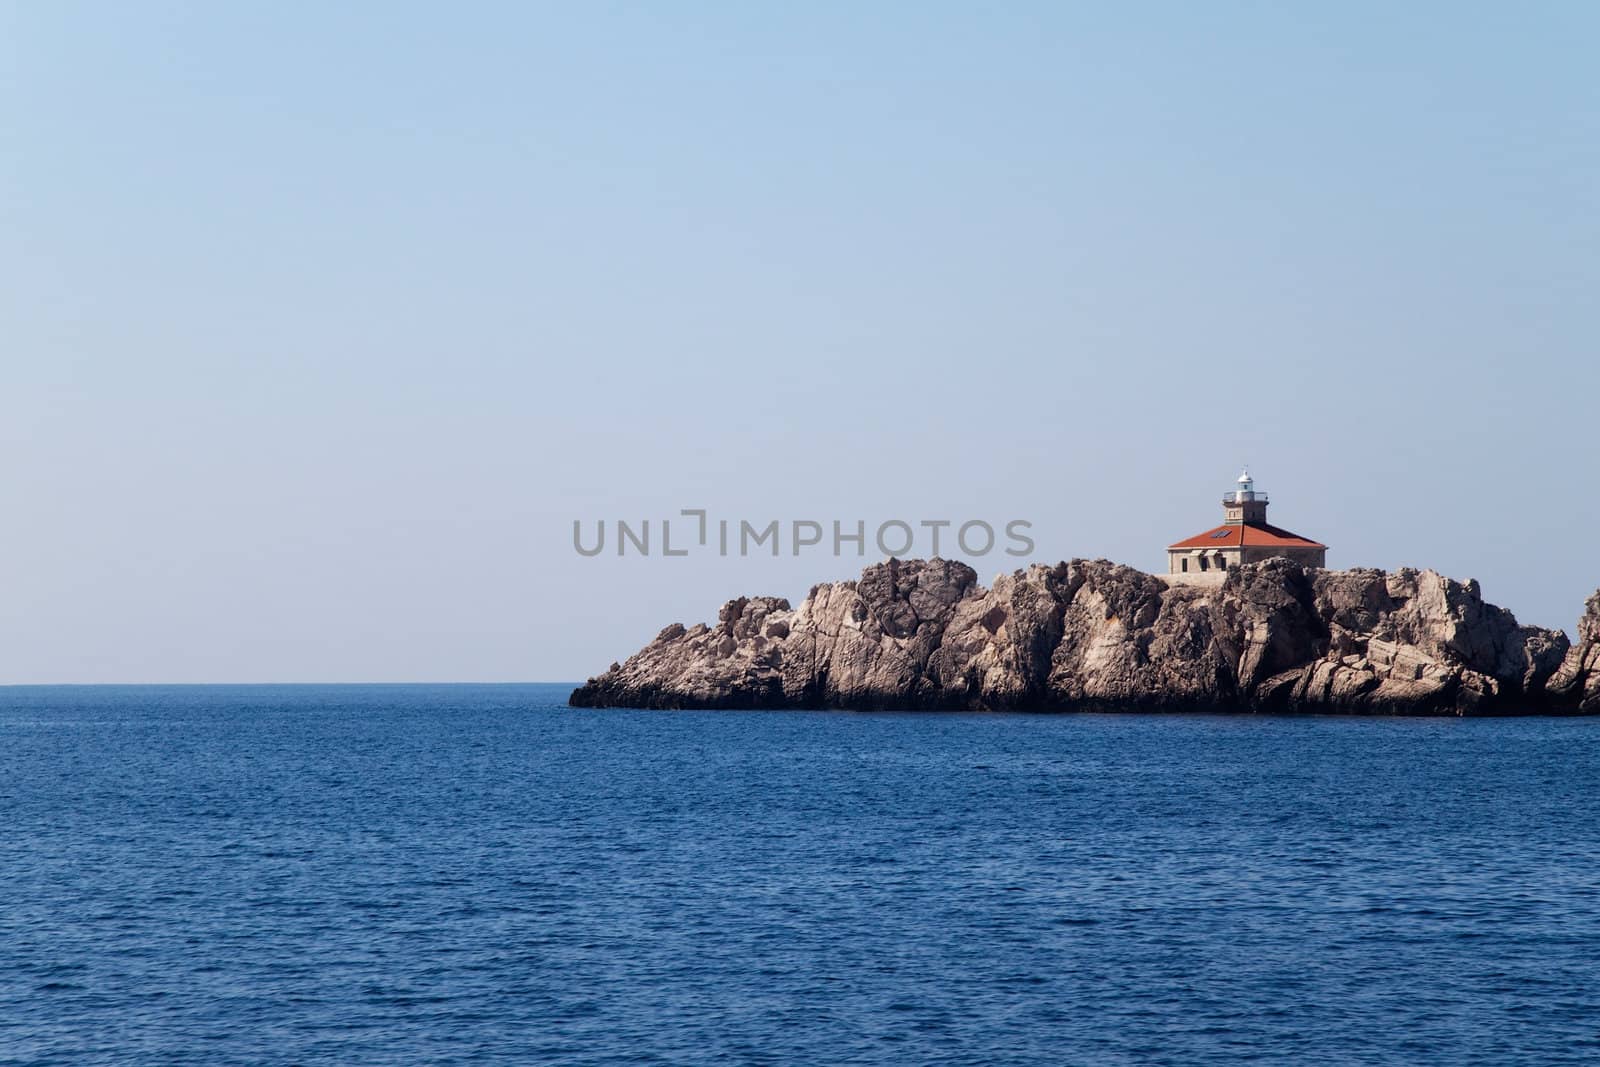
[1168,549,1238,574]
[1167,545,1326,574]
[1238,545,1326,568]
[1161,570,1227,588]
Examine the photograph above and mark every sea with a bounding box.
[3,683,1599,1065]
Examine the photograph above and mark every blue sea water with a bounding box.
[3,685,1600,1065]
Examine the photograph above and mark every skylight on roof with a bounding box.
[1211,529,1232,539]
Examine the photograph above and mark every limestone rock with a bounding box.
[1546,591,1600,713]
[925,562,1075,708]
[567,596,793,709]
[569,557,1589,716]
[1045,560,1235,710]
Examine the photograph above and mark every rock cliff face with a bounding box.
[569,558,1600,716]
[1546,590,1600,714]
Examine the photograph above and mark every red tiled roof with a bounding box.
[1168,523,1326,550]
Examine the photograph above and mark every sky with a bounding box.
[2,2,1596,683]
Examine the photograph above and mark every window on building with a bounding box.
[1181,559,1188,573]
[1198,555,1209,572]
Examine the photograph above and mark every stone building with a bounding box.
[1167,469,1326,576]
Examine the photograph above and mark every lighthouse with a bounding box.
[1167,469,1327,576]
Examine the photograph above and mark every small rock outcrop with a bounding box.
[1546,591,1600,714]
[569,558,1600,716]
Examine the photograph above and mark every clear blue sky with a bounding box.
[3,3,1596,683]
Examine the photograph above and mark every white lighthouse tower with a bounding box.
[1224,468,1269,525]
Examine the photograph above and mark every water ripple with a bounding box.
[2,685,1600,1065]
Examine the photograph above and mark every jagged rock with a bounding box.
[1045,561,1235,710]
[569,596,793,708]
[774,557,977,708]
[568,557,1597,716]
[1547,591,1600,713]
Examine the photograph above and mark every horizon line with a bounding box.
[0,680,583,689]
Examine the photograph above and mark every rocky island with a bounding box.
[570,557,1600,715]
